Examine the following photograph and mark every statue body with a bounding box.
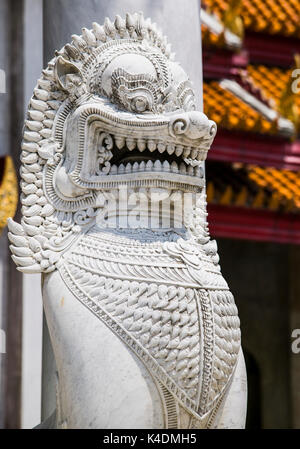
[8,13,247,428]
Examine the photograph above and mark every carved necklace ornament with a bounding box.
[8,12,242,428]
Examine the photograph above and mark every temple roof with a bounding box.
[201,1,300,243]
[247,65,300,122]
[203,62,300,137]
[203,80,278,135]
[201,7,242,50]
[206,161,300,213]
[203,0,300,38]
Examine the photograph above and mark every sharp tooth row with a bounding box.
[191,149,198,159]
[112,136,201,160]
[109,161,203,176]
[126,138,136,151]
[148,140,156,152]
[115,137,125,149]
[157,143,165,154]
[175,146,183,157]
[137,140,146,151]
[183,148,191,158]
[167,144,175,155]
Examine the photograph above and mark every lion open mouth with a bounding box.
[53,101,214,197]
[107,135,204,178]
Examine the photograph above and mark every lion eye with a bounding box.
[131,96,149,113]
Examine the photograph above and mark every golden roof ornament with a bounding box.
[223,0,244,40]
[0,156,18,233]
[279,54,300,135]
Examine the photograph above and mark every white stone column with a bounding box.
[0,0,11,429]
[21,0,43,429]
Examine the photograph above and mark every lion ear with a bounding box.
[54,56,83,92]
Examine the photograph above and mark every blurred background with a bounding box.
[0,0,299,429]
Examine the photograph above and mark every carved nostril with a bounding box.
[186,111,213,140]
[169,111,216,141]
[169,116,190,138]
[209,120,217,138]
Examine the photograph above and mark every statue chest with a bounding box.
[57,229,241,419]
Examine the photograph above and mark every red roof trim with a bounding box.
[203,49,248,79]
[208,204,300,244]
[244,32,300,68]
[208,130,300,171]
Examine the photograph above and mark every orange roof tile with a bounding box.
[203,81,278,134]
[206,161,300,212]
[0,156,18,232]
[203,63,300,134]
[247,65,300,118]
[202,24,227,48]
[203,0,300,38]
